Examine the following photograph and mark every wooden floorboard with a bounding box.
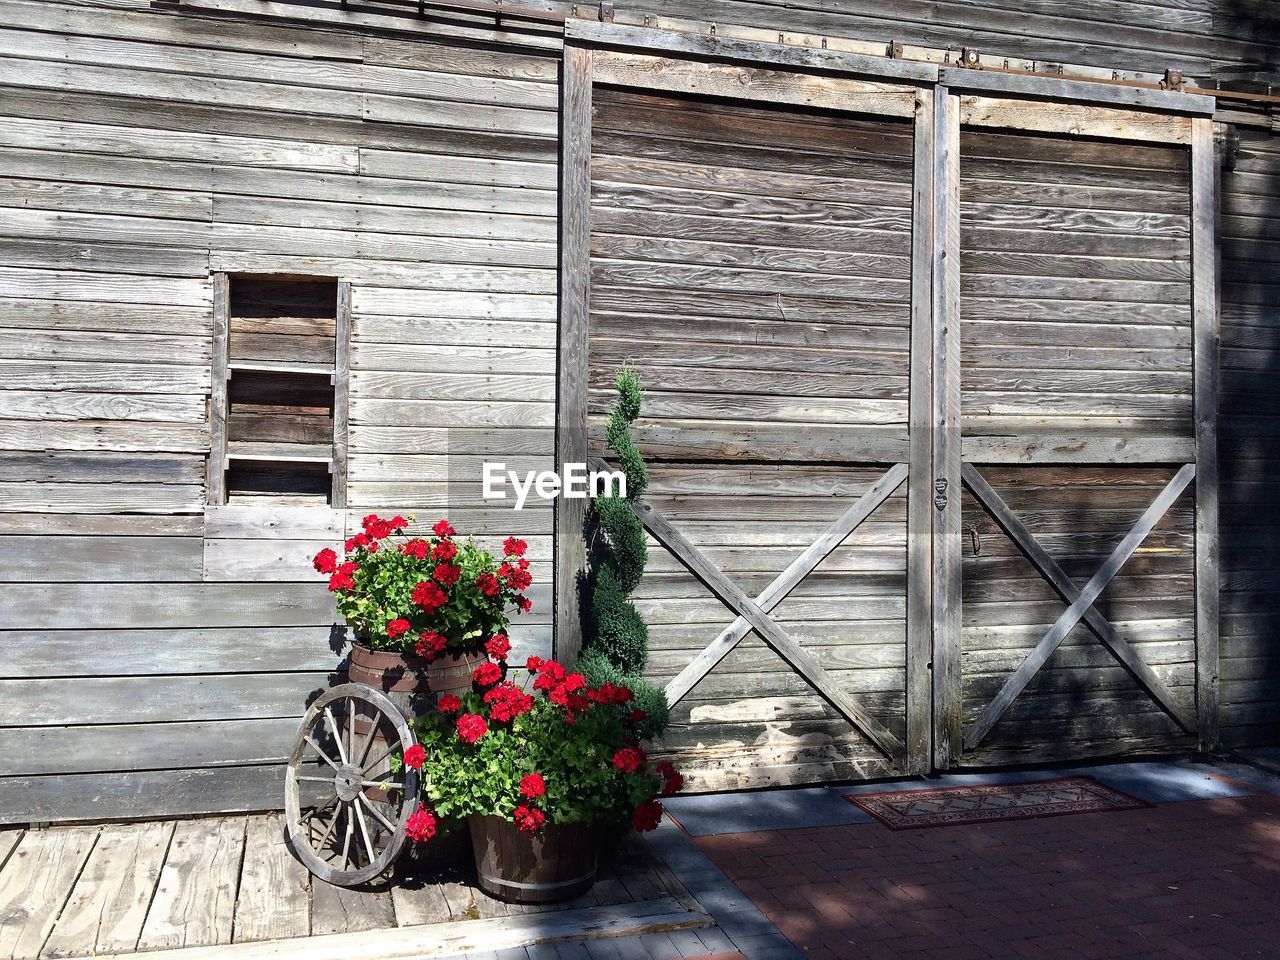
[0,815,714,960]
[137,818,245,951]
[42,821,173,958]
[0,826,98,960]
[232,815,309,943]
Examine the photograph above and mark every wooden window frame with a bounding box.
[205,272,350,509]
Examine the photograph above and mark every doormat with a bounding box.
[844,776,1149,830]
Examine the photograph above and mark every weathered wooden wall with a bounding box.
[1,0,1279,821]
[0,0,556,823]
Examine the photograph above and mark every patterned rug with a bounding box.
[845,776,1149,830]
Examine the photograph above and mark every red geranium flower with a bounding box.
[403,744,426,769]
[433,519,456,538]
[513,804,545,833]
[630,709,649,723]
[657,760,684,795]
[386,618,410,640]
[345,533,369,552]
[433,563,461,587]
[476,572,500,597]
[516,596,533,613]
[399,538,430,559]
[525,655,544,672]
[485,634,511,661]
[437,693,462,713]
[328,562,357,592]
[611,747,646,774]
[456,713,488,743]
[632,800,663,832]
[416,631,447,660]
[406,803,438,842]
[412,580,447,611]
[519,772,546,799]
[312,547,338,574]
[483,682,533,723]
[433,539,457,561]
[503,537,528,557]
[472,661,502,688]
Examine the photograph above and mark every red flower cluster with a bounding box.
[632,800,663,832]
[657,760,684,796]
[412,580,447,612]
[513,804,545,833]
[386,618,410,640]
[363,514,408,541]
[433,563,461,587]
[433,519,456,537]
[403,744,426,769]
[437,694,462,713]
[416,631,447,660]
[611,746,646,774]
[456,713,488,744]
[519,773,546,799]
[313,548,338,574]
[485,634,511,661]
[483,681,533,723]
[406,803,438,842]
[476,572,500,597]
[588,682,634,705]
[503,537,528,557]
[433,539,457,561]
[472,661,502,688]
[399,538,430,560]
[328,561,357,592]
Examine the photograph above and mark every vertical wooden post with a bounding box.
[554,42,594,665]
[1191,117,1220,751]
[206,272,230,506]
[930,88,963,769]
[332,280,352,511]
[905,87,935,775]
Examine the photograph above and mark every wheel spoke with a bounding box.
[361,743,396,775]
[315,801,342,851]
[324,707,349,765]
[345,697,356,760]
[340,809,354,868]
[296,775,335,784]
[354,799,377,864]
[300,794,339,823]
[304,735,341,771]
[355,716,377,771]
[359,794,398,834]
[361,779,404,791]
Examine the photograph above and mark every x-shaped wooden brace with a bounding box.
[589,456,908,760]
[962,461,1198,750]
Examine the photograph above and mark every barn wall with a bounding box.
[0,0,557,823]
[0,0,1277,822]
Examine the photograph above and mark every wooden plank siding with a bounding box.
[586,88,915,790]
[956,130,1200,765]
[0,0,1275,820]
[0,0,557,823]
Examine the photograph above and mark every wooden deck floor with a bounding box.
[0,814,710,959]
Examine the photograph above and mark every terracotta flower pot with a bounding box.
[468,814,600,904]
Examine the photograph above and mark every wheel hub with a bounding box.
[334,763,362,802]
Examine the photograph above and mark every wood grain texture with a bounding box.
[138,818,245,950]
[233,815,310,944]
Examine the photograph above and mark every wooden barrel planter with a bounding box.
[469,815,599,903]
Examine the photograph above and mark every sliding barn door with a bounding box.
[586,87,927,790]
[944,121,1208,766]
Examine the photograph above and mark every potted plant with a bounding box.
[312,515,534,699]
[406,654,683,903]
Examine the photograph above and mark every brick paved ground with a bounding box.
[695,793,1280,960]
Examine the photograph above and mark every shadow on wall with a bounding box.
[1218,131,1280,746]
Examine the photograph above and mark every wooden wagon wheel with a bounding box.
[285,683,420,886]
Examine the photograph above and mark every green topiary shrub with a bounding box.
[588,368,650,674]
[577,368,670,739]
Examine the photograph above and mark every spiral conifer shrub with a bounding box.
[579,368,669,737]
